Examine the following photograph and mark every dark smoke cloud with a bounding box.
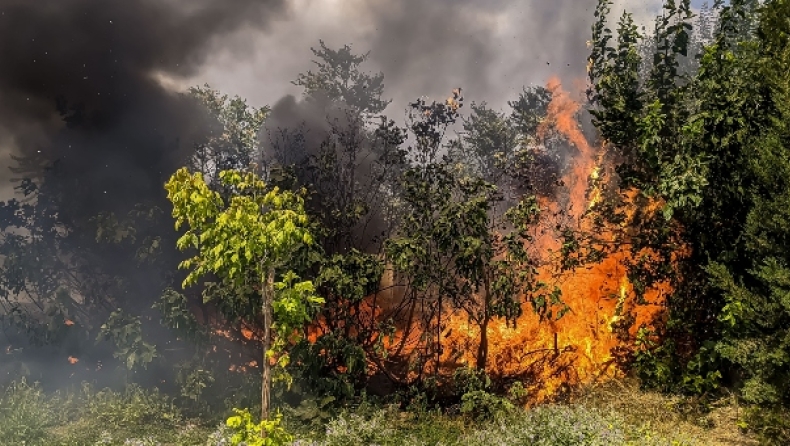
[0,0,290,205]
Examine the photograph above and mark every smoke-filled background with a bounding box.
[0,0,710,204]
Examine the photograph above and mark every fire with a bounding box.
[67,356,79,364]
[298,78,673,404]
[411,78,667,402]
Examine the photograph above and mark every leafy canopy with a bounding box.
[164,167,323,358]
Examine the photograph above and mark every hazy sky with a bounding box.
[182,0,713,113]
[182,0,678,115]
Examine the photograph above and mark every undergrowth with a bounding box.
[0,378,765,446]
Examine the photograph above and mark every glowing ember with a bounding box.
[241,327,254,340]
[67,356,79,364]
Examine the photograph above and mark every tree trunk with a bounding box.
[261,266,274,424]
[476,278,491,371]
[477,314,489,371]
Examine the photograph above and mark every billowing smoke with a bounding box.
[0,0,289,206]
[0,0,291,390]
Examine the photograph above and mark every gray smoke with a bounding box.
[190,0,634,121]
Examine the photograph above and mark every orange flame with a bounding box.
[299,79,673,403]
[412,78,667,402]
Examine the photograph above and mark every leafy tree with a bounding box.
[292,40,390,116]
[587,0,790,410]
[0,174,177,387]
[261,42,407,400]
[165,167,322,421]
[706,0,790,407]
[189,85,269,188]
[385,90,565,381]
[449,102,520,184]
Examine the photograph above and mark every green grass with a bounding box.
[0,378,762,446]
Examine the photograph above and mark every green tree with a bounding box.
[165,167,322,421]
[265,43,406,401]
[706,0,790,407]
[586,0,790,408]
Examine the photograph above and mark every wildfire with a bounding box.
[67,356,79,364]
[401,78,667,402]
[298,78,673,404]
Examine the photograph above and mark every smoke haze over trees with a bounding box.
[3,0,790,444]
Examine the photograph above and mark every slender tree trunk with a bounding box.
[261,266,275,424]
[477,314,489,371]
[476,278,491,371]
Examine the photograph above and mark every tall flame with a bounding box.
[435,77,668,402]
[302,78,672,404]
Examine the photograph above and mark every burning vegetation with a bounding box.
[300,77,677,404]
[4,2,790,444]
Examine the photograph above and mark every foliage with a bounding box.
[292,40,390,116]
[384,89,565,383]
[742,405,790,445]
[0,379,59,445]
[83,384,181,427]
[271,42,408,402]
[97,309,158,371]
[0,379,214,446]
[225,408,293,446]
[317,405,400,446]
[467,405,629,446]
[153,288,210,346]
[0,378,754,446]
[706,0,790,407]
[189,84,270,188]
[0,176,177,384]
[587,0,790,423]
[165,166,322,419]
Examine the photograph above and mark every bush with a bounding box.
[320,405,398,446]
[83,383,182,428]
[0,379,57,445]
[743,405,790,446]
[459,390,514,420]
[225,408,293,446]
[468,405,627,446]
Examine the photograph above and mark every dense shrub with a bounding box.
[0,379,58,445]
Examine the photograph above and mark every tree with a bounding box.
[586,0,790,407]
[165,167,322,422]
[260,43,407,401]
[385,91,564,380]
[188,85,269,189]
[707,0,790,407]
[292,40,390,116]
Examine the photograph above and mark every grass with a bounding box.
[0,377,762,446]
[572,378,759,446]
